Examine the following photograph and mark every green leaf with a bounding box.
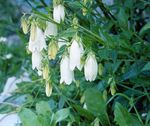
[130,77,150,86]
[53,108,70,123]
[36,101,52,115]
[84,88,110,126]
[121,61,144,81]
[142,62,150,71]
[73,104,94,121]
[36,101,52,126]
[59,28,77,38]
[140,22,150,35]
[146,110,150,125]
[67,1,82,9]
[117,8,128,27]
[19,108,41,126]
[114,102,142,126]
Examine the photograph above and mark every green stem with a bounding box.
[133,106,144,125]
[78,25,104,45]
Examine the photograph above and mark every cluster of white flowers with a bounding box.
[21,0,98,95]
[60,35,98,85]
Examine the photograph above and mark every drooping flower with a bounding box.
[29,26,47,52]
[32,50,42,72]
[69,37,84,71]
[45,82,52,97]
[44,21,58,37]
[53,4,65,23]
[60,55,74,85]
[84,52,98,82]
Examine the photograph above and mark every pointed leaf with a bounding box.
[84,88,110,126]
[114,102,142,126]
[19,108,41,126]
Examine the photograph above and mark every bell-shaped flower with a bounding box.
[60,55,74,85]
[53,4,65,23]
[69,38,84,71]
[84,52,98,82]
[44,21,58,38]
[32,50,42,73]
[29,26,47,52]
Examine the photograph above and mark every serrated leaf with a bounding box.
[114,102,141,126]
[84,88,110,126]
[19,108,41,126]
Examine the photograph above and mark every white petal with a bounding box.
[69,40,84,71]
[36,27,47,51]
[29,26,46,52]
[44,21,58,37]
[53,5,65,23]
[84,53,98,82]
[59,5,65,21]
[53,6,61,23]
[60,55,74,85]
[32,51,42,70]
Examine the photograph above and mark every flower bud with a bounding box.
[82,7,87,16]
[21,16,29,34]
[45,82,52,97]
[110,79,116,96]
[110,84,116,96]
[43,64,49,80]
[80,95,85,104]
[103,90,107,101]
[98,63,103,76]
[84,52,98,82]
[48,41,58,60]
[73,17,79,29]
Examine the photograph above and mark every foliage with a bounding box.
[0,0,150,126]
